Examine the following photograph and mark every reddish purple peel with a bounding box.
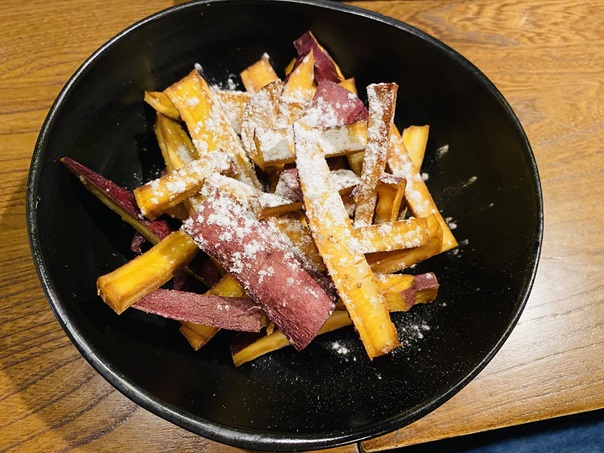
[274,167,302,202]
[414,272,440,303]
[400,286,418,311]
[293,32,343,83]
[172,270,208,293]
[230,331,266,356]
[61,157,223,288]
[182,189,335,351]
[134,289,263,332]
[399,273,440,310]
[130,232,146,254]
[306,81,368,127]
[61,157,172,242]
[186,254,224,288]
[415,272,439,290]
[284,51,310,84]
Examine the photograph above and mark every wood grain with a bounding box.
[1,0,602,451]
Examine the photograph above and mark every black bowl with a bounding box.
[27,0,543,450]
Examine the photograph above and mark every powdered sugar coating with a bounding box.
[182,188,335,351]
[294,121,400,358]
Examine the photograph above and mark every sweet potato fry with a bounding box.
[256,168,359,219]
[144,91,181,120]
[240,56,302,189]
[413,272,440,305]
[146,89,251,136]
[154,115,199,220]
[353,216,429,254]
[240,55,280,93]
[273,166,303,200]
[338,77,364,174]
[293,31,345,83]
[282,50,316,102]
[340,78,358,95]
[375,273,415,312]
[374,173,406,224]
[165,69,261,189]
[402,125,430,170]
[62,157,225,287]
[388,127,457,252]
[61,157,172,243]
[294,121,400,359]
[182,187,335,351]
[353,83,398,227]
[240,81,284,166]
[179,273,247,350]
[346,151,365,176]
[332,272,439,312]
[134,289,263,332]
[213,90,251,135]
[376,272,439,311]
[303,80,368,127]
[231,310,352,367]
[265,211,325,274]
[366,213,443,273]
[284,57,296,77]
[154,113,199,171]
[254,121,366,167]
[133,151,231,220]
[97,230,199,314]
[179,324,208,351]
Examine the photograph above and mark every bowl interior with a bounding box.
[28,0,542,450]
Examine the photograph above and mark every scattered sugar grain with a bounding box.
[186,96,200,107]
[331,341,350,355]
[445,216,458,230]
[436,144,449,158]
[463,176,478,187]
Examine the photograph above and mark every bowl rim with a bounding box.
[26,0,544,450]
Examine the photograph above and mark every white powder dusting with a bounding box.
[445,216,458,230]
[186,96,200,107]
[436,144,449,158]
[331,341,349,355]
[462,176,478,187]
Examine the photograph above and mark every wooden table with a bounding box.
[1,0,602,451]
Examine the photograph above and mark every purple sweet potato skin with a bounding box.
[415,272,439,291]
[230,331,266,356]
[134,289,263,332]
[401,273,440,309]
[182,189,334,350]
[62,157,223,288]
[308,81,368,126]
[61,157,172,241]
[400,286,418,311]
[293,32,342,83]
[274,167,303,202]
[414,272,439,303]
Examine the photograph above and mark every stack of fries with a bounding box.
[63,31,457,366]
